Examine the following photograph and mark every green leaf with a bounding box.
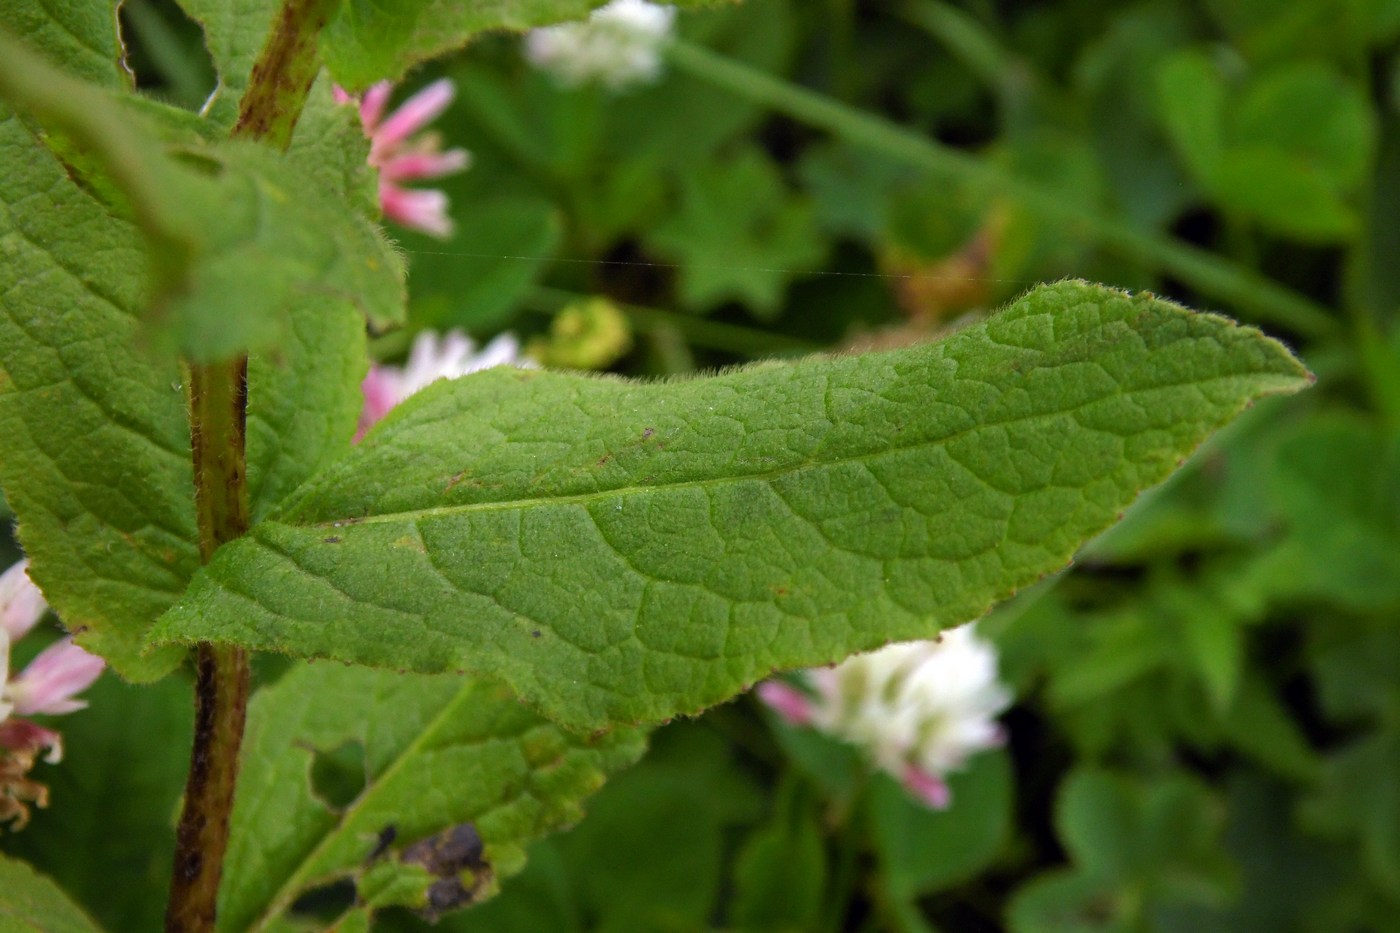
[868,748,1013,898]
[151,282,1309,731]
[284,76,380,221]
[0,31,404,363]
[0,88,373,677]
[1255,417,1400,609]
[646,147,827,317]
[170,0,280,128]
[731,782,826,930]
[425,722,760,933]
[1155,52,1373,240]
[1007,871,1122,933]
[11,0,127,88]
[1155,49,1227,184]
[0,674,193,932]
[0,105,196,681]
[217,665,646,932]
[1302,731,1400,897]
[321,0,720,91]
[1213,148,1356,241]
[1229,63,1375,191]
[156,137,403,362]
[0,855,103,933]
[406,197,562,334]
[247,295,368,524]
[1056,768,1235,902]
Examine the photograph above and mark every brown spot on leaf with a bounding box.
[401,823,493,922]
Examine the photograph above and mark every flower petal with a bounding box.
[8,638,105,717]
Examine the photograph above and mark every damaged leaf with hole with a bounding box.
[216,664,646,931]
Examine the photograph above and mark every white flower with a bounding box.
[758,623,1012,808]
[524,0,677,90]
[358,330,534,437]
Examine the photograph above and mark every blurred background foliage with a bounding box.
[6,0,1400,930]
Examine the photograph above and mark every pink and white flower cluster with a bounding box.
[359,330,534,437]
[336,79,471,238]
[1,559,104,829]
[759,623,1012,809]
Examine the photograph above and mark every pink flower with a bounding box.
[358,330,533,438]
[0,559,46,643]
[5,639,105,719]
[336,79,471,238]
[1,560,105,773]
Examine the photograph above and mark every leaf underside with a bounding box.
[151,282,1309,731]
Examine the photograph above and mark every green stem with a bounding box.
[231,0,340,147]
[666,40,1337,339]
[166,1,332,929]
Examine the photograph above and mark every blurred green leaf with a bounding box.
[868,748,1013,898]
[1156,49,1228,184]
[0,855,104,933]
[1230,64,1375,190]
[0,99,196,680]
[1157,51,1372,240]
[406,197,562,334]
[1302,731,1400,897]
[1014,768,1237,930]
[647,147,826,317]
[731,781,827,930]
[1254,416,1400,609]
[1074,4,1194,230]
[1008,870,1123,933]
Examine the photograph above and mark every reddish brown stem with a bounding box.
[165,0,336,927]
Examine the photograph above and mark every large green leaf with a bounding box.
[0,32,403,363]
[11,0,126,88]
[0,855,103,933]
[0,88,373,678]
[321,0,721,90]
[152,282,1308,729]
[217,665,646,932]
[0,105,196,680]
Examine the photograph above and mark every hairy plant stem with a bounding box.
[667,40,1337,339]
[165,1,335,929]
